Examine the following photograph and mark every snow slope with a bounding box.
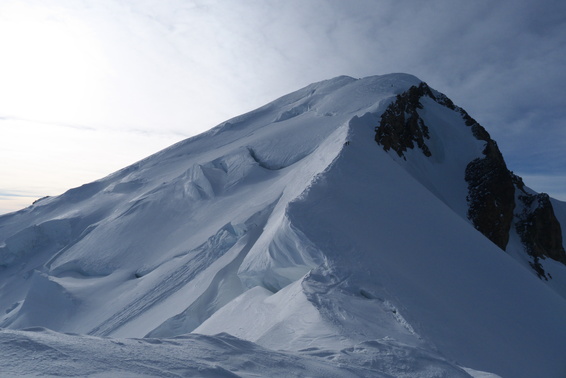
[0,326,485,378]
[1,73,565,377]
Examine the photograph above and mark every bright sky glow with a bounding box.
[0,3,108,123]
[1,0,565,214]
[0,119,179,213]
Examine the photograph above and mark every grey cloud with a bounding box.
[1,0,564,202]
[0,191,39,199]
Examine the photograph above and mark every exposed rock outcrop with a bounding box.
[465,125,566,271]
[464,128,515,251]
[375,83,433,159]
[515,188,566,277]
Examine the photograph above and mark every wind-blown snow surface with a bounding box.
[1,73,565,377]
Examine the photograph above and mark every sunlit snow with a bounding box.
[1,74,565,377]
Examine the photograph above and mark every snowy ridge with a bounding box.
[1,73,565,377]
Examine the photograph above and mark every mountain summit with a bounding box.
[1,74,565,377]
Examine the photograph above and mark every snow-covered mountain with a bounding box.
[1,73,565,377]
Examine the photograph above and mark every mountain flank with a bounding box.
[1,73,566,378]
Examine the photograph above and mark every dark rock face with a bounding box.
[516,192,566,277]
[375,83,432,159]
[464,124,566,271]
[464,129,516,251]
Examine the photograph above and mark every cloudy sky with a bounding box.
[1,0,565,214]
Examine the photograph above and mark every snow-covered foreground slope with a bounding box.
[1,74,565,377]
[0,327,485,377]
